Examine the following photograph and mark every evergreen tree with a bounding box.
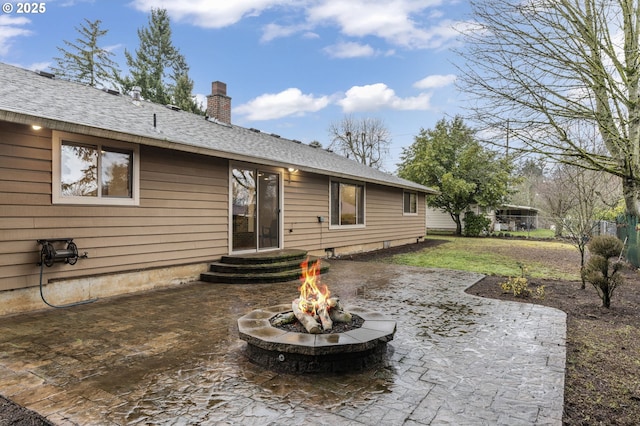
[171,56,203,114]
[51,18,120,89]
[398,116,515,235]
[120,8,202,113]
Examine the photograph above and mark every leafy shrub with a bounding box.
[501,276,530,297]
[500,262,545,299]
[463,211,492,237]
[583,235,624,308]
[587,234,623,259]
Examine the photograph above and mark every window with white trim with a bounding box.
[330,180,365,226]
[403,191,417,214]
[52,131,140,205]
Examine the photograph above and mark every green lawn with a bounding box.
[505,228,555,238]
[388,235,580,280]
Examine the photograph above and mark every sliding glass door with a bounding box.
[231,167,280,251]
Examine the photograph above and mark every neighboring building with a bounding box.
[0,63,436,315]
[426,204,539,233]
[494,205,540,232]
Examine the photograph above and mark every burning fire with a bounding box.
[288,257,352,333]
[298,258,329,316]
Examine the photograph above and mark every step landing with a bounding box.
[200,249,329,284]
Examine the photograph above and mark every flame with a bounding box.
[298,258,330,315]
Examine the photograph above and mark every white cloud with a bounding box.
[234,88,330,120]
[130,0,463,50]
[324,41,375,58]
[414,74,457,89]
[58,0,96,6]
[28,61,51,72]
[307,0,450,49]
[0,15,32,56]
[130,0,293,28]
[261,22,309,43]
[338,83,432,112]
[194,93,207,111]
[103,43,123,53]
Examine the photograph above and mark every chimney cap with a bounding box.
[211,81,227,96]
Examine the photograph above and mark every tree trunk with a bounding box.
[622,177,640,218]
[579,245,586,289]
[453,214,462,236]
[601,285,611,309]
[554,219,564,238]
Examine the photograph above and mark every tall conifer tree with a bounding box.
[51,18,120,89]
[120,8,202,113]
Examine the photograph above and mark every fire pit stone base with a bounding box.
[238,304,396,373]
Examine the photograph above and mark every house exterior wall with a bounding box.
[1,121,426,314]
[1,122,228,302]
[426,207,457,232]
[284,172,425,256]
[426,205,494,233]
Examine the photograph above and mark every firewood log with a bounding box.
[292,299,321,334]
[271,311,296,326]
[328,298,352,323]
[329,309,352,323]
[299,299,314,314]
[317,304,333,330]
[327,297,339,308]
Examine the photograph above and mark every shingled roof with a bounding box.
[0,62,435,193]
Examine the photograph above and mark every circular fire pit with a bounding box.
[238,304,396,373]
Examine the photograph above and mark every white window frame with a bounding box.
[52,131,140,206]
[403,191,418,215]
[329,179,366,229]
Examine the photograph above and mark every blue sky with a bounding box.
[0,0,472,171]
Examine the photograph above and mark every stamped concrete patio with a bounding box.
[0,260,566,425]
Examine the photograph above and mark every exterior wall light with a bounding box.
[287,168,298,183]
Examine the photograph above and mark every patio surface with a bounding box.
[0,260,566,425]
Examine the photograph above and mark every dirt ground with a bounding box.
[0,394,51,426]
[347,238,640,426]
[2,238,639,425]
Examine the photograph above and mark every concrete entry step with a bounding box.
[220,249,308,265]
[200,249,329,284]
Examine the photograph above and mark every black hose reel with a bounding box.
[38,238,82,267]
[36,238,95,308]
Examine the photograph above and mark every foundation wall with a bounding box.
[306,237,420,258]
[0,263,208,317]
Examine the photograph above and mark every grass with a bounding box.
[506,228,555,238]
[388,235,580,280]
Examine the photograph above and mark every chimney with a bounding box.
[206,81,231,124]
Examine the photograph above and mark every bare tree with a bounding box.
[510,157,546,208]
[458,0,640,216]
[328,116,391,170]
[540,167,576,238]
[542,162,621,288]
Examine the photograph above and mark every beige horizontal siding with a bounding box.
[2,119,428,294]
[426,207,456,231]
[283,171,425,253]
[0,121,229,291]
